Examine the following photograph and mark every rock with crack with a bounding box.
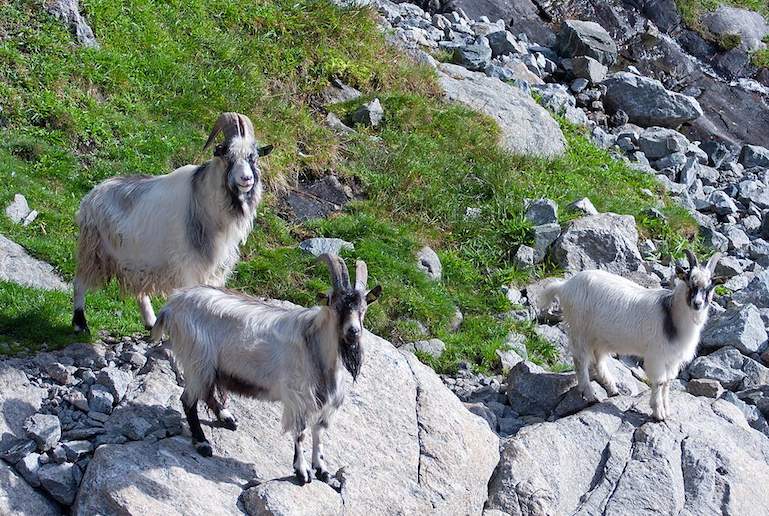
[437,63,566,158]
[73,333,498,514]
[0,235,69,291]
[487,392,769,515]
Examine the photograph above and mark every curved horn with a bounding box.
[684,249,698,269]
[355,260,368,291]
[337,255,352,290]
[203,112,253,150]
[318,254,350,291]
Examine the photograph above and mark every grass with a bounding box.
[676,0,769,29]
[752,35,769,68]
[0,0,698,373]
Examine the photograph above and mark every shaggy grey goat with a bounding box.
[151,254,382,484]
[538,250,720,421]
[72,112,273,332]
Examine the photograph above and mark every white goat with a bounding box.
[538,250,720,421]
[151,254,381,484]
[72,112,273,332]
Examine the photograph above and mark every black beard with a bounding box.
[340,339,363,381]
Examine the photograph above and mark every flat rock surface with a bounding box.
[0,235,68,291]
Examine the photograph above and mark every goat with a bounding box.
[72,112,273,333]
[150,254,382,484]
[537,250,721,421]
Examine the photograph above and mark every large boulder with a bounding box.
[551,213,644,275]
[437,63,566,158]
[73,333,498,514]
[556,20,618,65]
[487,392,769,515]
[701,304,768,355]
[702,6,769,52]
[603,72,703,128]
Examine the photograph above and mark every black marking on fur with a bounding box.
[72,309,89,333]
[181,393,210,454]
[214,370,268,399]
[111,175,154,210]
[660,294,677,341]
[188,165,215,261]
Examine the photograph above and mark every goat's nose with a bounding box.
[348,327,361,336]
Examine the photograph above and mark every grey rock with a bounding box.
[62,440,92,462]
[707,190,739,215]
[401,339,446,358]
[603,72,703,128]
[533,324,571,365]
[701,140,730,168]
[321,78,361,105]
[570,78,589,93]
[453,44,492,71]
[97,367,132,401]
[464,402,498,432]
[638,126,690,160]
[687,378,724,398]
[298,237,353,257]
[14,452,42,487]
[4,193,37,226]
[0,235,69,291]
[1,439,37,464]
[88,385,114,414]
[532,223,560,263]
[241,479,343,515]
[513,245,535,268]
[715,255,743,278]
[571,55,607,83]
[0,461,59,515]
[552,213,643,274]
[416,245,441,281]
[39,462,78,505]
[122,416,153,440]
[506,361,576,418]
[486,30,518,57]
[438,63,566,158]
[524,198,557,226]
[46,0,99,48]
[725,225,750,251]
[350,98,384,128]
[734,269,769,308]
[325,112,355,135]
[762,212,769,239]
[739,144,769,168]
[46,363,73,385]
[24,414,61,452]
[567,197,598,216]
[688,346,746,390]
[702,5,769,52]
[738,179,769,209]
[556,20,618,65]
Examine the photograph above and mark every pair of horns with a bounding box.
[318,254,368,291]
[203,112,255,150]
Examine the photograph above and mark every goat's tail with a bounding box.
[536,279,565,314]
[150,306,170,342]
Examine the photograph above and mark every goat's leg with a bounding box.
[645,358,667,421]
[137,294,156,330]
[650,381,666,421]
[72,277,89,333]
[182,389,212,456]
[204,390,237,431]
[293,428,312,484]
[573,350,597,403]
[661,381,672,419]
[311,420,331,482]
[593,352,619,397]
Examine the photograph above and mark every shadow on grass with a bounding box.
[0,308,77,350]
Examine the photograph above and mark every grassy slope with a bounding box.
[0,0,695,372]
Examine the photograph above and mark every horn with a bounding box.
[337,255,352,290]
[355,260,368,291]
[203,112,253,150]
[684,249,698,268]
[318,254,350,291]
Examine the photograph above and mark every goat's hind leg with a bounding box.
[137,294,156,330]
[205,389,237,431]
[572,339,597,403]
[72,277,89,334]
[312,419,331,483]
[293,428,312,485]
[182,389,212,456]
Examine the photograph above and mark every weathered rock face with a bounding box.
[552,213,644,275]
[487,392,769,515]
[556,19,618,65]
[0,235,68,291]
[603,72,703,128]
[437,63,566,158]
[72,334,498,515]
[702,5,769,52]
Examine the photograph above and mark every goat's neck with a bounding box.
[193,161,233,229]
[313,308,342,372]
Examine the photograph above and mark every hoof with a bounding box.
[144,324,154,331]
[195,441,213,457]
[72,309,89,334]
[315,468,331,483]
[295,467,312,485]
[221,416,238,431]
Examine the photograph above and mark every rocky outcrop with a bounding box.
[702,6,769,52]
[487,392,769,515]
[0,235,68,291]
[437,63,566,157]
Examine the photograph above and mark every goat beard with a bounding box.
[340,340,364,381]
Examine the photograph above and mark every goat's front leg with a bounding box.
[138,294,156,330]
[182,389,212,456]
[650,381,665,421]
[661,381,672,419]
[312,421,331,482]
[293,429,312,484]
[573,353,597,403]
[593,352,619,397]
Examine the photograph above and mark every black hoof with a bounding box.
[72,309,90,334]
[195,441,213,457]
[221,417,238,431]
[144,324,154,331]
[315,468,331,483]
[295,468,312,485]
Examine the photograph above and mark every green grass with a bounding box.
[752,35,769,68]
[0,0,698,373]
[676,0,769,29]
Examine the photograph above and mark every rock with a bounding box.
[416,245,441,281]
[298,237,354,257]
[533,324,571,365]
[739,144,769,169]
[532,223,560,263]
[62,440,92,462]
[88,385,114,414]
[763,212,769,240]
[556,20,618,65]
[241,479,343,515]
[524,198,557,225]
[702,6,769,52]
[4,194,37,226]
[350,98,384,128]
[638,126,690,160]
[506,361,576,418]
[567,197,598,216]
[24,414,61,452]
[687,378,725,398]
[96,367,131,402]
[688,346,746,390]
[39,462,78,505]
[1,439,37,464]
[453,43,492,71]
[486,30,517,57]
[738,180,769,209]
[701,140,731,168]
[325,112,355,135]
[45,0,99,48]
[725,225,750,251]
[14,452,42,487]
[570,78,589,93]
[321,78,361,105]
[464,402,498,432]
[571,55,607,83]
[73,332,498,515]
[0,235,69,291]
[513,245,535,268]
[502,61,544,85]
[707,190,739,216]
[437,63,566,158]
[0,461,60,515]
[0,364,47,452]
[401,338,446,358]
[46,362,73,385]
[487,392,769,515]
[734,270,769,308]
[603,72,703,128]
[552,213,643,275]
[122,416,153,440]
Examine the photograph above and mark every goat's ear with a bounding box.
[257,144,274,157]
[365,285,382,304]
[316,292,330,305]
[706,252,722,275]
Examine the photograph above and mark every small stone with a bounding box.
[571,55,607,83]
[350,98,384,128]
[46,363,74,385]
[62,440,92,462]
[739,144,769,168]
[298,237,354,257]
[687,378,724,398]
[51,444,68,464]
[87,410,110,423]
[0,438,37,463]
[533,223,561,263]
[416,246,441,281]
[5,193,32,224]
[513,245,535,268]
[453,44,492,71]
[88,384,114,414]
[24,414,61,452]
[524,198,558,225]
[570,78,589,93]
[96,367,132,401]
[567,197,598,216]
[65,390,90,412]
